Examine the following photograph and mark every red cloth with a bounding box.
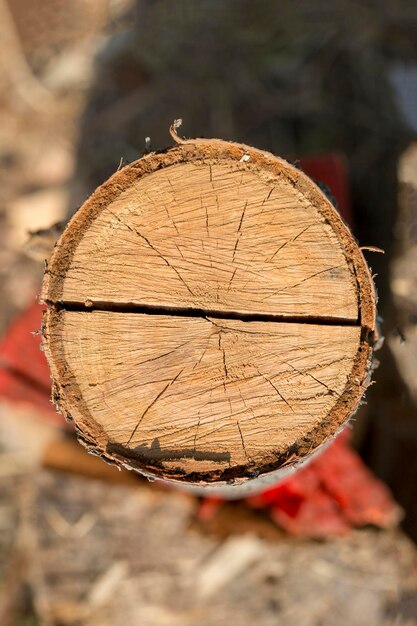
[245,431,400,537]
[0,300,60,421]
[300,153,351,224]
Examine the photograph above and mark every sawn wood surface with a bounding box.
[41,138,376,485]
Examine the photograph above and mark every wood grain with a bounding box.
[41,138,376,485]
[45,310,361,477]
[45,163,358,320]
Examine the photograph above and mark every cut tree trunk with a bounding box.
[41,133,376,487]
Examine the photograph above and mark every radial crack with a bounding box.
[108,210,195,296]
[135,340,192,367]
[232,200,248,262]
[237,421,250,461]
[255,366,295,412]
[126,368,183,445]
[227,267,238,292]
[218,332,228,393]
[262,265,344,300]
[268,223,315,262]
[261,187,274,205]
[287,362,336,394]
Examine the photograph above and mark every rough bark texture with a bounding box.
[41,137,376,486]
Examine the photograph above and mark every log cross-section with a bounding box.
[41,137,376,486]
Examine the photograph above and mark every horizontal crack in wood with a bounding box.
[45,300,360,327]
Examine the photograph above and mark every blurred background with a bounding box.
[1,1,417,624]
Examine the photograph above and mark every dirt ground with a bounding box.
[1,462,417,626]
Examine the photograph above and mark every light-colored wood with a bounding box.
[44,309,361,478]
[46,163,357,320]
[41,138,376,485]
